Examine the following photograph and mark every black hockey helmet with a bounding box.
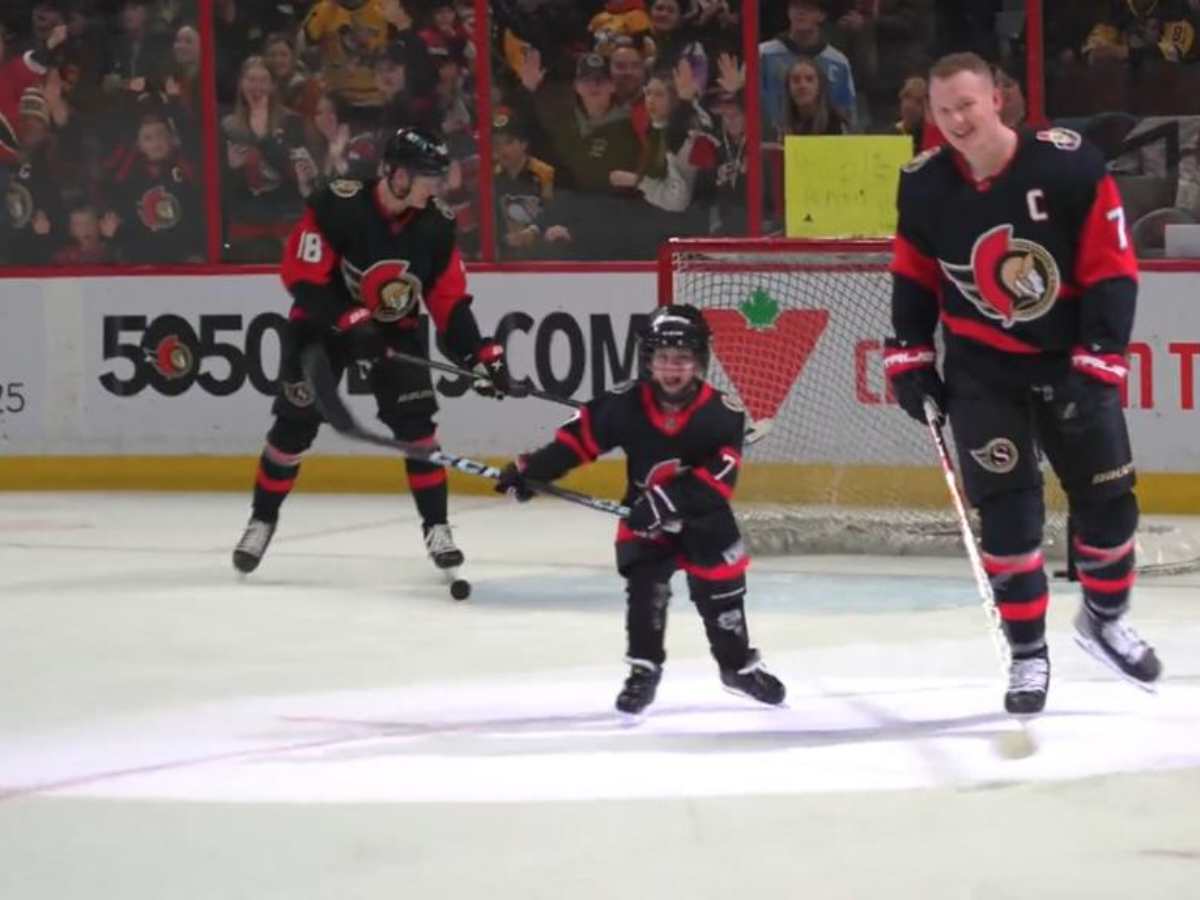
[638,304,712,378]
[381,127,451,180]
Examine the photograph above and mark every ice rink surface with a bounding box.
[1,491,1198,899]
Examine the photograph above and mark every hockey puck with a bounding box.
[450,578,471,601]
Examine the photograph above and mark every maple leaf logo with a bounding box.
[703,289,829,424]
[739,289,781,330]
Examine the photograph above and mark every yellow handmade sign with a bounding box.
[784,135,913,238]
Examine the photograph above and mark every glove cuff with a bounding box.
[474,341,503,365]
[882,340,936,379]
[336,306,372,332]
[1071,346,1128,385]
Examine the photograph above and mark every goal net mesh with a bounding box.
[661,239,1197,573]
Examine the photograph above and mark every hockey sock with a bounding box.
[1074,535,1135,620]
[406,459,448,527]
[625,576,671,666]
[251,442,302,524]
[982,548,1049,659]
[690,574,751,670]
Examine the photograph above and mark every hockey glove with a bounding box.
[495,456,536,502]
[469,341,528,399]
[1053,346,1127,434]
[626,485,682,536]
[334,306,387,361]
[883,338,946,427]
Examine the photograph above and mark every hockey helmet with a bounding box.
[381,127,451,180]
[638,304,711,378]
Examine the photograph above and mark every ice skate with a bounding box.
[232,518,276,574]
[1005,651,1049,715]
[720,650,786,706]
[1073,606,1161,690]
[615,659,661,715]
[423,523,470,600]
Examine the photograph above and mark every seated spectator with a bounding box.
[380,0,438,96]
[51,203,116,264]
[264,32,322,120]
[778,56,849,137]
[895,74,926,151]
[1083,0,1200,65]
[103,110,204,263]
[5,87,64,265]
[419,1,471,62]
[760,0,857,134]
[492,107,555,259]
[431,46,472,139]
[645,0,719,87]
[995,67,1026,128]
[514,49,640,195]
[308,93,352,184]
[220,55,315,262]
[99,0,173,96]
[709,54,748,234]
[373,41,437,134]
[167,22,200,110]
[609,39,647,111]
[300,0,390,126]
[611,63,715,220]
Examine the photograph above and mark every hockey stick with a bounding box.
[385,347,774,445]
[923,398,1037,756]
[385,348,582,409]
[922,398,1011,675]
[300,344,631,519]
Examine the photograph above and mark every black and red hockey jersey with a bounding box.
[0,50,48,165]
[279,177,484,360]
[889,127,1139,386]
[521,378,746,533]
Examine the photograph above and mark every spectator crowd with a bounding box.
[1,1,1198,265]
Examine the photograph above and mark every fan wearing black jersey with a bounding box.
[883,53,1161,714]
[497,305,787,715]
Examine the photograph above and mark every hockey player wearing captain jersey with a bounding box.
[496,305,786,715]
[233,127,523,582]
[883,52,1161,716]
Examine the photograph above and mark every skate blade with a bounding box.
[721,686,788,708]
[1073,633,1159,694]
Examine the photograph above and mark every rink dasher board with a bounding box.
[0,271,1198,512]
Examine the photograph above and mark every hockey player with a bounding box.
[233,126,520,580]
[883,52,1161,715]
[496,305,786,714]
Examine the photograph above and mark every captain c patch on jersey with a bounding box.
[938,224,1061,328]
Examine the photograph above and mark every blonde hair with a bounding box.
[231,55,285,134]
[929,51,994,84]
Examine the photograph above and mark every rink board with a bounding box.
[2,270,1200,512]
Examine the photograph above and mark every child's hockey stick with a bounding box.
[300,344,630,518]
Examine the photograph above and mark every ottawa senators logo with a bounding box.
[356,259,422,322]
[939,224,1060,328]
[969,437,1019,475]
[145,334,195,379]
[5,181,33,229]
[138,186,182,232]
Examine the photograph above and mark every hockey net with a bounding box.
[658,238,1200,573]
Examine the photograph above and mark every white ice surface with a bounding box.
[1,492,1198,899]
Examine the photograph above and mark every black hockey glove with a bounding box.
[626,485,682,536]
[495,456,536,502]
[1052,347,1128,434]
[469,341,528,399]
[334,306,387,361]
[883,338,945,427]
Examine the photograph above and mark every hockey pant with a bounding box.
[251,323,447,525]
[615,505,752,671]
[946,364,1138,656]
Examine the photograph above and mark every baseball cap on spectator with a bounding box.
[493,107,527,141]
[576,52,611,82]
